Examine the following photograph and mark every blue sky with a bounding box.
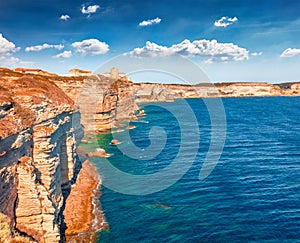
[0,0,300,83]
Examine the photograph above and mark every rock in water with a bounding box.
[111,139,120,145]
[88,148,110,157]
[126,125,136,130]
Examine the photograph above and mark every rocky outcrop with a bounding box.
[64,160,107,242]
[0,67,137,241]
[1,66,299,242]
[68,69,93,77]
[134,83,176,103]
[277,82,300,96]
[0,69,83,242]
[215,82,283,97]
[13,68,58,77]
[114,77,138,121]
[133,83,223,102]
[52,74,138,131]
[133,81,300,103]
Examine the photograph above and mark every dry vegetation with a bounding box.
[0,213,35,243]
[0,69,76,138]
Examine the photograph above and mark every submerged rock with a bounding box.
[111,139,121,145]
[81,138,89,144]
[88,148,111,158]
[142,203,172,210]
[153,203,171,209]
[126,125,136,130]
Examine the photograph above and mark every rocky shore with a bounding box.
[64,160,108,242]
[133,81,300,103]
[0,67,138,242]
[0,66,300,242]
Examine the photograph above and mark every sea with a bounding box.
[83,97,300,242]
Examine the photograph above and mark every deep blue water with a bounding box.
[91,97,300,242]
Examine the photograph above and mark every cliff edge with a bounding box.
[1,66,299,242]
[0,68,83,242]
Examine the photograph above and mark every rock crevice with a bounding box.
[0,69,83,242]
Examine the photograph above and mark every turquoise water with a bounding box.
[91,97,300,242]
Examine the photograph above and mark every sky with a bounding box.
[0,0,300,83]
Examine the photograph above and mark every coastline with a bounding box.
[64,159,108,242]
[1,66,300,241]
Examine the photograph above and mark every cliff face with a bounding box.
[133,81,300,102]
[215,82,283,97]
[133,83,230,102]
[1,66,299,242]
[0,68,83,242]
[278,82,300,96]
[13,68,58,77]
[0,67,137,241]
[64,160,107,242]
[52,75,137,131]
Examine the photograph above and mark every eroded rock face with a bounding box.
[64,160,107,241]
[52,74,138,131]
[216,82,283,97]
[0,69,83,242]
[1,66,299,242]
[49,68,300,130]
[133,83,224,102]
[133,81,300,103]
[68,68,93,76]
[0,68,138,241]
[278,82,300,96]
[13,68,58,77]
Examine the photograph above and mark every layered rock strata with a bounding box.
[133,81,300,103]
[64,160,107,242]
[0,68,83,242]
[215,82,283,97]
[1,66,300,242]
[52,74,138,131]
[0,67,137,242]
[278,82,300,96]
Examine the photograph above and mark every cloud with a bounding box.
[280,48,300,58]
[0,56,20,67]
[60,14,70,20]
[0,33,21,67]
[251,52,263,56]
[139,17,161,27]
[214,16,238,27]
[25,43,64,52]
[127,39,249,62]
[71,39,109,55]
[81,5,100,14]
[0,33,20,55]
[53,50,72,58]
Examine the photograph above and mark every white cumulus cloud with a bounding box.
[0,33,21,67]
[60,14,70,20]
[214,16,238,27]
[25,43,64,52]
[280,48,300,58]
[0,56,21,67]
[53,50,72,58]
[128,39,249,62]
[0,33,20,55]
[139,17,161,27]
[71,39,109,55]
[81,5,100,14]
